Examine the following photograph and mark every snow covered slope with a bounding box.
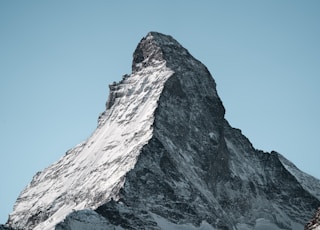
[8,33,174,230]
[7,32,320,230]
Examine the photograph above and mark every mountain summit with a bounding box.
[6,32,320,230]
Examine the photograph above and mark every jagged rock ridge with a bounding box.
[6,32,320,230]
[305,208,320,230]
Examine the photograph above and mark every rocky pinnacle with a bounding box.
[7,32,320,230]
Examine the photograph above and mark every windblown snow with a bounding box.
[9,53,173,229]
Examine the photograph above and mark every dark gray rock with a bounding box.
[94,32,320,229]
[0,225,16,230]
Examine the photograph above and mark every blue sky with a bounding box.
[0,0,319,224]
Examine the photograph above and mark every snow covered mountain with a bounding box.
[5,32,320,230]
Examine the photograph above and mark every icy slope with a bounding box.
[8,33,173,230]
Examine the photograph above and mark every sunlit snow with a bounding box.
[9,59,173,230]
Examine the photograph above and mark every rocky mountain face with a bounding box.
[305,208,320,230]
[5,32,320,230]
[0,225,15,230]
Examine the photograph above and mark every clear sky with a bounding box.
[0,0,319,224]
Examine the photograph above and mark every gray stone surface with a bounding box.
[305,208,320,230]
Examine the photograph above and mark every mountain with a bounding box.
[5,32,320,230]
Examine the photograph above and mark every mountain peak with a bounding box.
[7,32,320,230]
[132,32,191,72]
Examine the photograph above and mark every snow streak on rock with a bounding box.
[306,208,320,230]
